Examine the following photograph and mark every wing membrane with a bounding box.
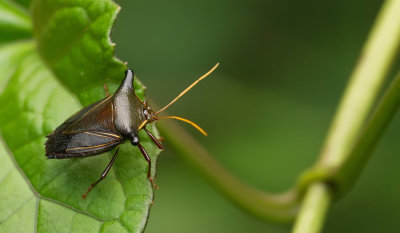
[46,131,122,158]
[45,94,124,159]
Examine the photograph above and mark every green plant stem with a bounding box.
[292,183,331,233]
[335,69,400,193]
[295,0,400,232]
[318,0,400,168]
[295,68,400,232]
[157,0,400,226]
[158,120,298,222]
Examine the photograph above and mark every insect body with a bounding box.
[45,64,219,199]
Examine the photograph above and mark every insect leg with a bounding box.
[137,143,159,189]
[82,147,120,199]
[103,83,110,97]
[143,128,163,149]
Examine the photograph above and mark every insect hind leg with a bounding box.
[82,147,120,199]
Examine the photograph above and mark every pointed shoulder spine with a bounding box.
[116,69,135,93]
[125,69,134,81]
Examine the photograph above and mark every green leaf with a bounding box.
[0,0,32,44]
[31,0,132,105]
[0,1,160,232]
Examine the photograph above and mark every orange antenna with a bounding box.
[156,63,219,115]
[159,116,207,136]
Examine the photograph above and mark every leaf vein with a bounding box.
[0,196,35,224]
[0,136,40,197]
[34,198,39,233]
[117,219,130,233]
[0,169,13,186]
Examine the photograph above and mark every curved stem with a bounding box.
[318,0,400,168]
[295,0,400,232]
[158,120,298,222]
[292,183,331,233]
[336,69,400,193]
[155,0,400,226]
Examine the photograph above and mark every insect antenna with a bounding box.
[158,116,207,136]
[155,63,219,115]
[149,63,219,136]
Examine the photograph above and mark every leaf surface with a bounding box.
[0,1,160,232]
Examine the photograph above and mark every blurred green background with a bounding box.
[112,0,400,232]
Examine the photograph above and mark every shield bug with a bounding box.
[45,63,219,199]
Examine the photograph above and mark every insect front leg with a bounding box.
[137,143,159,189]
[82,147,120,199]
[103,83,110,97]
[143,127,163,149]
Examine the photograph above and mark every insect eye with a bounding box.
[143,109,151,120]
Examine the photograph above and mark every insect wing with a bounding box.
[45,94,123,158]
[66,95,116,133]
[67,131,121,154]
